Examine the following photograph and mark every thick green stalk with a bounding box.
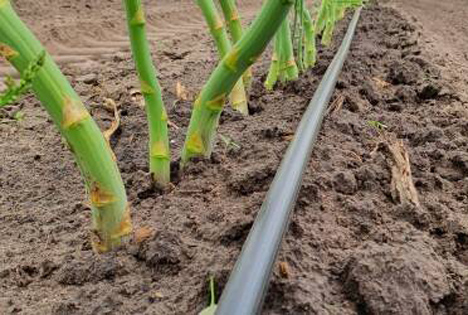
[197,0,248,116]
[302,5,316,68]
[294,0,304,72]
[322,0,337,46]
[315,0,329,35]
[264,31,282,90]
[123,0,170,187]
[181,0,294,165]
[0,0,131,252]
[219,0,253,87]
[278,19,299,81]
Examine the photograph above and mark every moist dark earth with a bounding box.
[1,0,468,314]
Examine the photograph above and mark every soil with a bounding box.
[1,0,468,314]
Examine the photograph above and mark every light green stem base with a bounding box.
[123,0,170,188]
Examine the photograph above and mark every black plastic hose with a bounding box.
[215,8,362,315]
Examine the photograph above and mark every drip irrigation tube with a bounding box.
[216,8,362,315]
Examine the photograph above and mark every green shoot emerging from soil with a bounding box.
[199,276,217,315]
[368,120,388,131]
[123,0,170,188]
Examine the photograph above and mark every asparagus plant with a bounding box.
[278,19,299,81]
[266,0,365,89]
[316,0,366,46]
[264,37,281,90]
[302,4,317,69]
[0,0,132,252]
[294,0,317,70]
[181,0,294,166]
[293,0,305,72]
[264,18,299,89]
[219,0,253,88]
[197,0,249,116]
[123,0,170,187]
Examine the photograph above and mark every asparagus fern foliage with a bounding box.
[0,49,45,107]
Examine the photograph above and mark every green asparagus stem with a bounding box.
[219,0,253,88]
[294,0,304,72]
[322,0,337,46]
[181,0,294,166]
[316,0,366,46]
[123,0,170,187]
[0,0,132,252]
[278,18,299,81]
[302,4,316,68]
[265,12,298,88]
[197,0,248,116]
[264,49,280,90]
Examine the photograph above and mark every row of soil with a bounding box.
[1,1,467,314]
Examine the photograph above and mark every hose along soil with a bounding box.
[1,1,468,314]
[216,9,362,315]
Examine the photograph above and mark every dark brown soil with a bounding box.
[1,1,468,314]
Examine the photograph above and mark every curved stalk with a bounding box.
[197,0,248,116]
[181,0,294,166]
[0,0,132,252]
[219,0,253,87]
[123,0,170,187]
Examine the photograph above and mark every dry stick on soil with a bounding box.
[123,0,170,187]
[219,0,253,88]
[181,0,295,166]
[102,98,121,142]
[387,139,420,206]
[0,0,132,252]
[197,0,249,116]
